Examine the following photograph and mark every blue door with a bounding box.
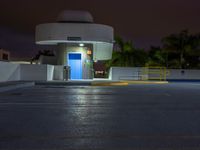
[68,53,82,79]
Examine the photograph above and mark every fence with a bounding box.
[140,67,169,81]
[109,67,170,81]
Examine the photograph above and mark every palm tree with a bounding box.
[148,46,168,67]
[105,36,148,69]
[105,36,133,68]
[162,30,200,69]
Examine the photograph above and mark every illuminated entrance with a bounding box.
[68,53,82,79]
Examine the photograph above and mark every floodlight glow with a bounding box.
[79,43,84,47]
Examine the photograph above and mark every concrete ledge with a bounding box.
[92,81,168,86]
[91,81,129,86]
[0,80,169,90]
[0,82,35,93]
[167,79,200,82]
[36,80,169,86]
[35,81,91,86]
[123,80,169,84]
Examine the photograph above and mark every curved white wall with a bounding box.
[36,23,114,60]
[93,43,113,60]
[36,23,114,44]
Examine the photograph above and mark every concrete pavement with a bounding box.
[0,83,200,149]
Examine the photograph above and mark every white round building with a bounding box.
[35,10,114,80]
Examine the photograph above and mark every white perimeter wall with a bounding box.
[20,64,47,81]
[109,67,142,81]
[20,64,55,81]
[1,62,200,82]
[0,62,58,82]
[167,69,200,80]
[53,65,64,80]
[47,65,54,81]
[0,62,20,82]
[109,67,200,81]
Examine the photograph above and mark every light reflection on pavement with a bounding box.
[0,83,200,149]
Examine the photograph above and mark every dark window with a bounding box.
[2,53,8,60]
[67,37,82,41]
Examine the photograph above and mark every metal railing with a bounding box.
[140,67,170,81]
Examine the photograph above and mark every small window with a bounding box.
[2,53,8,60]
[67,37,81,41]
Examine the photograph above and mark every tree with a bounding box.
[148,46,168,67]
[105,36,148,69]
[162,30,200,69]
[31,50,55,64]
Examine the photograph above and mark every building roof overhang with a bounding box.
[36,23,114,45]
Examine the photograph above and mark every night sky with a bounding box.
[0,0,200,59]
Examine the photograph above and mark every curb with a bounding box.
[91,82,129,86]
[124,81,169,84]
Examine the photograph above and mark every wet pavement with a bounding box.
[0,83,200,149]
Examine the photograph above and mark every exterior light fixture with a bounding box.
[79,43,84,47]
[87,50,92,55]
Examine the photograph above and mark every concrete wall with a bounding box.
[20,64,47,81]
[53,65,64,80]
[109,67,200,81]
[0,62,63,82]
[36,23,114,44]
[109,67,142,81]
[47,65,54,81]
[38,55,57,65]
[36,23,114,61]
[93,42,113,61]
[0,62,20,82]
[1,62,200,82]
[20,64,55,81]
[56,44,65,65]
[167,69,200,80]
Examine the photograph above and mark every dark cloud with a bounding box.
[0,0,200,58]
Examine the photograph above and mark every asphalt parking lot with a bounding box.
[0,83,200,149]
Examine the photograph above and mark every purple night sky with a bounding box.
[0,0,200,59]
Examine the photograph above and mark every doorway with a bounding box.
[68,53,82,79]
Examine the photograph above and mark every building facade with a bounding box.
[35,10,114,80]
[0,49,10,61]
